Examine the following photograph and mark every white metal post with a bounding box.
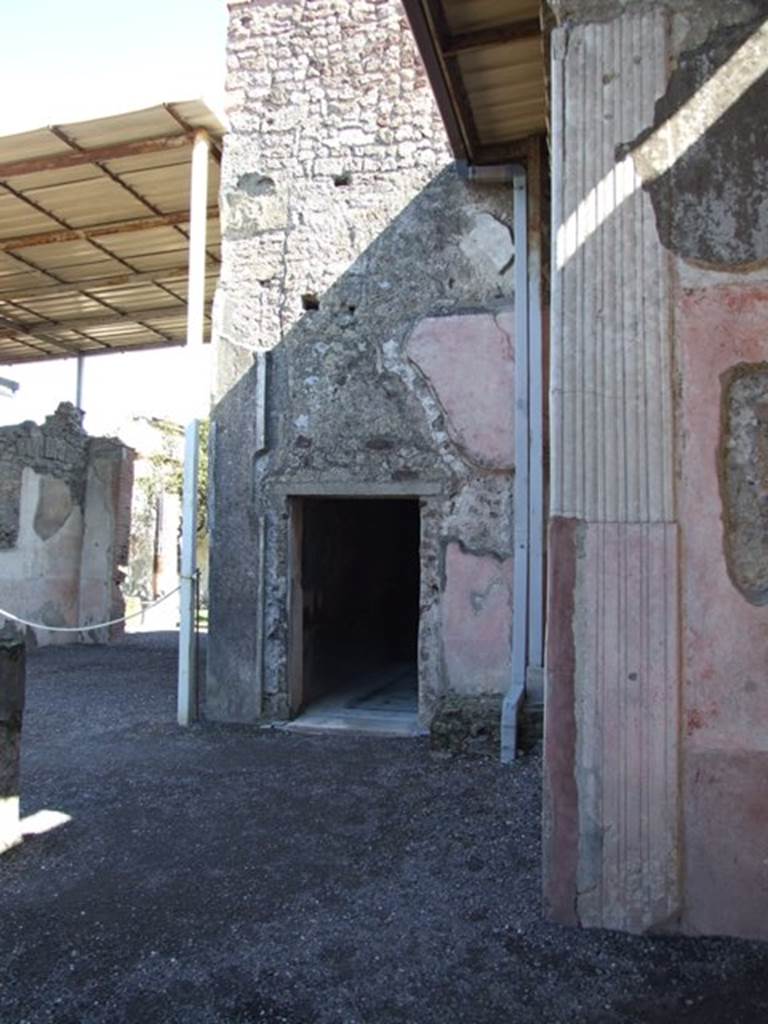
[75,353,84,411]
[178,128,210,726]
[178,420,201,724]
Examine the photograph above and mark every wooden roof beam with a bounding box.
[0,334,199,365]
[401,0,469,160]
[0,133,195,181]
[46,122,210,309]
[163,104,222,164]
[0,314,97,355]
[442,18,542,57]
[14,302,210,334]
[0,334,54,358]
[0,264,218,301]
[0,207,217,252]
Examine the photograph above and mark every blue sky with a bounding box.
[0,0,227,432]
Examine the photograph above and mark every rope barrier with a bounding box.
[0,583,183,634]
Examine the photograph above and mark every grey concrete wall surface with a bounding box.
[0,403,134,645]
[207,0,520,740]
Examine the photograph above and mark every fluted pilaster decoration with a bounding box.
[551,10,674,524]
[549,9,681,932]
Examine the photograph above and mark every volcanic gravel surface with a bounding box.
[1,633,767,1024]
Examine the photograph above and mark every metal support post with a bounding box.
[177,128,210,726]
[75,353,84,412]
[178,419,201,725]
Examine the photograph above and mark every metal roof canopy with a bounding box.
[402,0,550,164]
[0,100,223,365]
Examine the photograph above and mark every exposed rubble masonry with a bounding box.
[207,0,520,738]
[0,403,133,645]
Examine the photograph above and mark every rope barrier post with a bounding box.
[0,627,25,854]
[194,568,201,721]
[178,420,201,726]
[0,586,181,635]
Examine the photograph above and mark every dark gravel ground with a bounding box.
[1,633,767,1024]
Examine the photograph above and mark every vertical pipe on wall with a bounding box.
[502,165,530,763]
[460,158,543,762]
[526,146,545,704]
[253,350,269,717]
[178,128,210,727]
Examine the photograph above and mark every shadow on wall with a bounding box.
[206,162,520,731]
[555,13,768,272]
[628,13,768,269]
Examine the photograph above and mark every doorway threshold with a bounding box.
[281,663,425,738]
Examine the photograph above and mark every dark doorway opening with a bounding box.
[289,497,420,728]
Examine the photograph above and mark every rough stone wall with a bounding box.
[544,0,768,939]
[207,0,519,739]
[0,403,134,645]
[0,402,88,551]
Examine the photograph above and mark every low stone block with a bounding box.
[0,636,25,854]
[430,693,503,756]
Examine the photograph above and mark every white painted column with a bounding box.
[178,128,210,727]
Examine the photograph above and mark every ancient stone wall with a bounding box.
[207,0,520,745]
[544,0,768,939]
[0,403,134,645]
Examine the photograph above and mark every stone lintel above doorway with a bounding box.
[272,481,445,499]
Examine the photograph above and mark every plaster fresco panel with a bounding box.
[441,541,514,696]
[406,313,515,470]
[678,284,768,752]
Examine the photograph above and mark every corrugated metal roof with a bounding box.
[403,0,549,164]
[0,100,224,364]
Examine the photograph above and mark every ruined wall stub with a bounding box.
[0,403,134,645]
[546,0,768,939]
[0,402,88,551]
[207,0,520,745]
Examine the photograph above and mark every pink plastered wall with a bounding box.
[442,541,514,695]
[406,312,515,470]
[405,311,516,701]
[677,282,768,937]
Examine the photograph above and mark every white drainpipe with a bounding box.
[460,161,544,763]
